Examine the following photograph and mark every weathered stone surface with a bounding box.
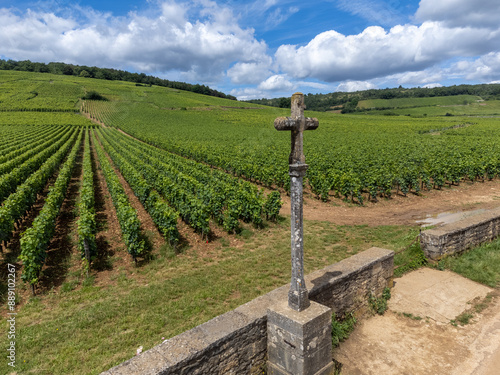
[420,206,500,260]
[274,92,319,165]
[268,300,333,375]
[101,247,394,375]
[307,247,394,317]
[268,361,334,375]
[288,163,310,311]
[276,93,319,312]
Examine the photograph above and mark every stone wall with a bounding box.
[101,247,394,375]
[420,207,500,260]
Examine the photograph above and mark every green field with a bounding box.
[4,70,500,206]
[84,83,500,203]
[1,70,500,374]
[358,95,482,109]
[357,95,500,117]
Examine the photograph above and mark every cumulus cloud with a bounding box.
[296,81,331,91]
[450,52,500,81]
[258,74,294,91]
[2,0,500,97]
[275,22,500,83]
[422,83,443,89]
[0,1,270,83]
[336,81,376,92]
[227,57,273,84]
[230,87,267,101]
[415,0,500,28]
[390,69,443,86]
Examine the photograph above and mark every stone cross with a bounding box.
[274,93,319,165]
[274,92,319,311]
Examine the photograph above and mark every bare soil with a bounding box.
[281,179,500,226]
[334,269,500,375]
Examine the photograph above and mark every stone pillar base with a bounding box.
[268,361,334,375]
[267,300,334,375]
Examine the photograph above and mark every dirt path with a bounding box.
[281,179,500,226]
[334,268,500,375]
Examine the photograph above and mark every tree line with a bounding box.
[0,59,236,101]
[246,83,500,112]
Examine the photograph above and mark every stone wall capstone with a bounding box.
[420,207,500,260]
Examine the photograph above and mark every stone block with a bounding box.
[420,207,500,260]
[267,300,333,375]
[268,361,334,375]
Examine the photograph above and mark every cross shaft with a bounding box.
[274,93,319,312]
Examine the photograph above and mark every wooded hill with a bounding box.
[0,58,236,101]
[246,83,500,112]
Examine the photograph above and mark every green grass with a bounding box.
[331,312,357,348]
[401,312,423,320]
[0,112,92,126]
[357,95,500,117]
[0,222,415,375]
[451,312,474,326]
[368,287,391,315]
[359,100,500,117]
[437,238,500,287]
[358,95,482,110]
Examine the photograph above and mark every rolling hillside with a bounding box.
[1,70,500,374]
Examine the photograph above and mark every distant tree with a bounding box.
[34,62,49,73]
[19,60,34,71]
[279,97,291,108]
[80,70,91,78]
[82,91,108,101]
[63,65,74,75]
[94,71,106,80]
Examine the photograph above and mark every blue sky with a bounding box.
[1,0,500,99]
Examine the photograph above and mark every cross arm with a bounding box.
[274,116,319,131]
[274,116,296,131]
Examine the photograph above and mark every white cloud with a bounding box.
[296,81,331,91]
[415,0,500,28]
[265,6,299,28]
[230,87,267,101]
[275,22,500,83]
[227,57,273,84]
[0,2,270,83]
[449,52,500,81]
[336,81,376,92]
[230,77,333,100]
[258,74,294,91]
[2,0,500,97]
[336,0,405,26]
[390,70,443,86]
[422,83,443,89]
[159,1,188,26]
[241,0,298,30]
